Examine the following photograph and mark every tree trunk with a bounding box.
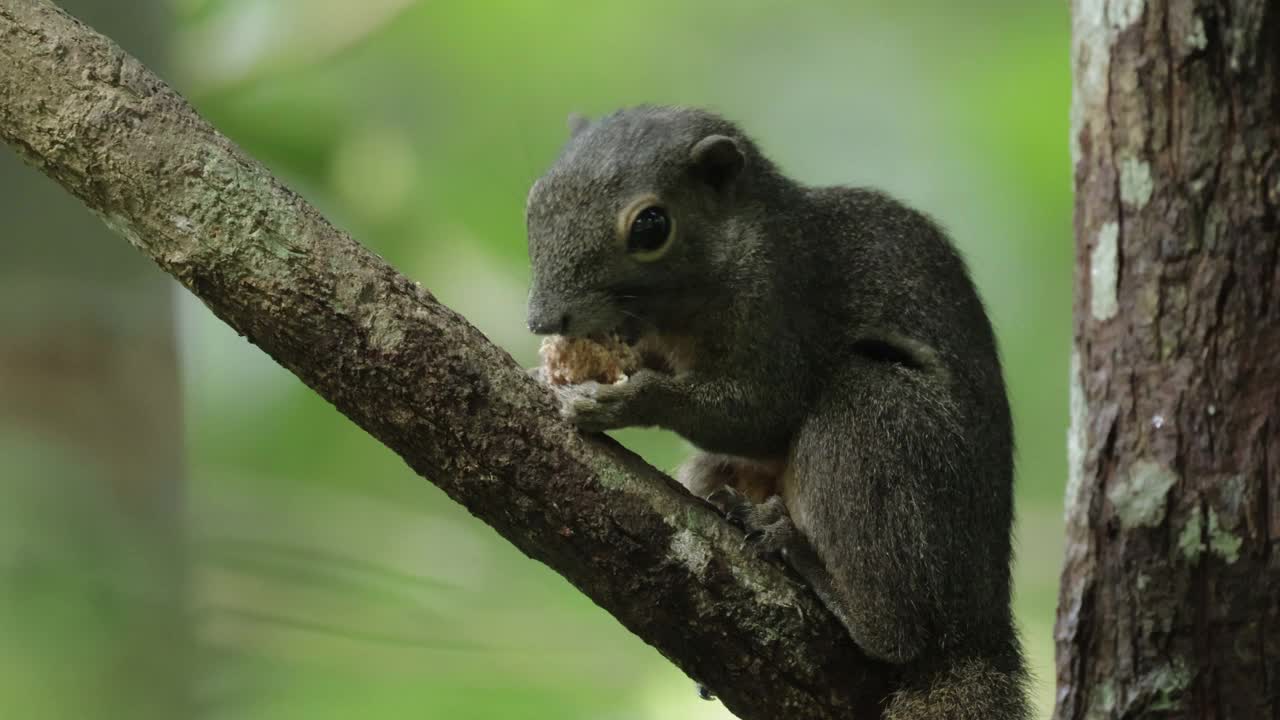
[0,2,189,719]
[1058,1,1279,719]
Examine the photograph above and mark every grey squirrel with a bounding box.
[524,106,1030,720]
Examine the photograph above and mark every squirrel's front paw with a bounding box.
[556,381,612,431]
[708,488,795,558]
[555,375,649,432]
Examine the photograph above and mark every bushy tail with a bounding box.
[885,655,1032,720]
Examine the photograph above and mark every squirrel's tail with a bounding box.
[885,654,1032,720]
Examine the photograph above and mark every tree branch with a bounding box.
[0,1,890,716]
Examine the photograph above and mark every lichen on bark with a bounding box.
[1058,1,1280,718]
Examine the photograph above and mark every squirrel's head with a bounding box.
[525,106,762,340]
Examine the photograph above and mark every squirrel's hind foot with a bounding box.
[708,488,795,558]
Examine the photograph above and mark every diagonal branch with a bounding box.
[0,1,890,717]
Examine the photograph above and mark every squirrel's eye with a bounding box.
[627,206,671,255]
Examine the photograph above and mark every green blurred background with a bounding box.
[0,1,1071,718]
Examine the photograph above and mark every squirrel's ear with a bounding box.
[567,112,591,138]
[690,134,745,191]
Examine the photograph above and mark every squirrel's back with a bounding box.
[823,184,1021,631]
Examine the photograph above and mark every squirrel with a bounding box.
[524,105,1030,720]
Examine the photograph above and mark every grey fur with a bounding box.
[526,105,1030,719]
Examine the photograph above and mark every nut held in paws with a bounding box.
[538,335,642,386]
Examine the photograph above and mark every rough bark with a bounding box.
[0,1,895,717]
[1059,1,1280,719]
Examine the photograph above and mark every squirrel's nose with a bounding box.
[527,310,570,335]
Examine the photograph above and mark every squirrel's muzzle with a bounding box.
[526,288,573,335]
[527,310,569,335]
[527,286,623,338]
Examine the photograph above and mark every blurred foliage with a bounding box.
[139,0,1069,718]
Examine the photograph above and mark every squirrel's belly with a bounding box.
[714,455,789,504]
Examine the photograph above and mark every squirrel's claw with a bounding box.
[556,380,607,430]
[554,380,637,432]
[708,489,795,558]
[742,515,795,558]
[706,485,748,516]
[553,370,662,432]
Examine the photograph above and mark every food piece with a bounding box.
[539,334,641,386]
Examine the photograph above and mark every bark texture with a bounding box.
[0,1,895,717]
[1059,1,1280,718]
